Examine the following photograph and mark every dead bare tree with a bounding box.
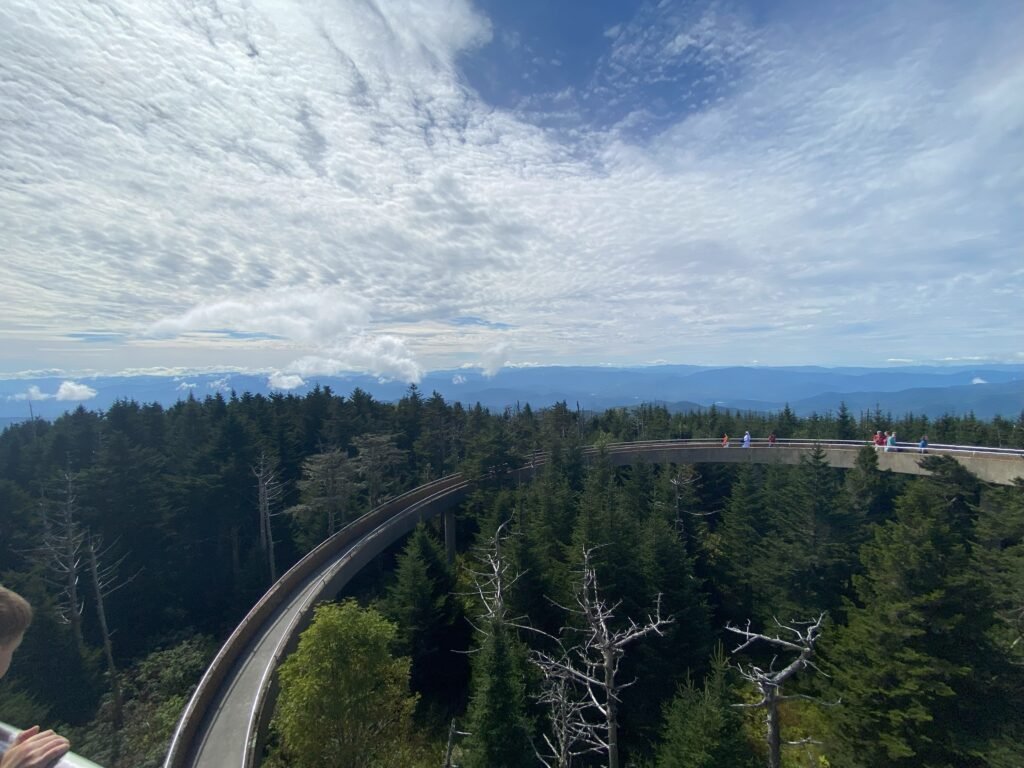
[464,519,524,634]
[442,718,470,768]
[39,470,137,729]
[253,452,284,584]
[40,471,87,654]
[668,465,716,540]
[84,534,137,728]
[532,548,673,768]
[531,652,603,768]
[725,613,833,768]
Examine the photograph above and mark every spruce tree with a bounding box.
[715,463,764,622]
[836,401,856,440]
[756,445,855,620]
[841,445,896,531]
[621,515,712,752]
[507,500,568,640]
[380,524,468,713]
[462,620,535,768]
[975,479,1024,661]
[656,647,758,768]
[461,518,536,768]
[825,479,1021,766]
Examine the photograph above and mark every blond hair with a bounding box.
[0,586,33,645]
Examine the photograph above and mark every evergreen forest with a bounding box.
[1,386,1023,767]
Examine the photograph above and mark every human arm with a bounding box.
[0,727,70,768]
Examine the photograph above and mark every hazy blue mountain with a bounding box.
[789,380,1024,420]
[1,364,1021,423]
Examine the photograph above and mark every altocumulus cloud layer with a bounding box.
[1,0,1022,382]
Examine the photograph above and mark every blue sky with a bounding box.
[0,0,1021,397]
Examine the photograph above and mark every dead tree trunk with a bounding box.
[253,453,283,584]
[534,668,591,768]
[41,472,87,654]
[85,537,128,728]
[531,547,672,768]
[604,644,620,768]
[725,614,833,768]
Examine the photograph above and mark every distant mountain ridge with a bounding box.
[1,364,1021,423]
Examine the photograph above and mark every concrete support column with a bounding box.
[444,509,456,564]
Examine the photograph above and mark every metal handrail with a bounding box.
[598,437,1024,457]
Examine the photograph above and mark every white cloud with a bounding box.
[147,287,370,344]
[452,374,467,384]
[209,377,232,392]
[176,381,196,391]
[11,385,51,401]
[10,381,97,401]
[287,333,422,383]
[972,377,988,384]
[0,0,1021,373]
[480,343,510,377]
[55,380,98,401]
[268,371,305,390]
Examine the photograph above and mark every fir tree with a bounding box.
[715,463,765,622]
[836,401,856,440]
[656,647,758,768]
[757,445,855,620]
[462,621,535,768]
[380,524,468,714]
[461,521,535,768]
[825,479,1022,766]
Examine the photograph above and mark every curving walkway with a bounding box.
[164,439,1023,768]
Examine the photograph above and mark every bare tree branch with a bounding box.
[38,471,87,652]
[85,533,137,729]
[725,613,831,768]
[530,546,673,768]
[253,452,283,583]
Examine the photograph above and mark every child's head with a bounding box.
[0,586,33,678]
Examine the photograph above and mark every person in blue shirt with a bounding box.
[919,435,928,453]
